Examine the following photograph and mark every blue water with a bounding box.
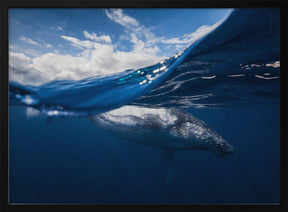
[9,8,280,204]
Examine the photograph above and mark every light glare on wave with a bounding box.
[254,75,279,80]
[201,75,216,80]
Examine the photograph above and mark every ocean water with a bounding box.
[9,8,280,204]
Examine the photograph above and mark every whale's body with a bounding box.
[89,106,234,182]
[89,106,234,156]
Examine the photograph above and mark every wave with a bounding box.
[136,8,280,108]
[9,8,280,117]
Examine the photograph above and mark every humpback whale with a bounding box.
[88,106,234,182]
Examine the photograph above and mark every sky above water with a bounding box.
[9,8,232,85]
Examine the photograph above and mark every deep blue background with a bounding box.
[9,102,279,204]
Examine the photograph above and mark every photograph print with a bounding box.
[8,8,280,204]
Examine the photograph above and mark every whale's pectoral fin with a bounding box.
[163,149,176,184]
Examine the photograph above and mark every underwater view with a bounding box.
[9,8,280,204]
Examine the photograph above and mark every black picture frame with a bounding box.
[1,0,287,211]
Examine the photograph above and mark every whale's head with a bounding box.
[169,116,235,157]
[207,133,235,157]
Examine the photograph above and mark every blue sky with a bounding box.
[9,8,232,85]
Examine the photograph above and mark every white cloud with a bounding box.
[19,36,40,46]
[9,52,31,70]
[105,9,139,29]
[24,48,41,57]
[9,52,50,85]
[57,26,63,31]
[83,31,112,43]
[9,45,17,50]
[46,44,52,48]
[158,20,222,45]
[61,35,95,49]
[51,26,64,31]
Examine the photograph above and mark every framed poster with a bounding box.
[1,0,287,211]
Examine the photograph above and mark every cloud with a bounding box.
[9,52,31,70]
[61,35,95,49]
[158,20,223,45]
[19,36,40,46]
[9,52,50,85]
[57,26,63,31]
[105,9,139,29]
[83,31,112,43]
[24,49,41,57]
[51,26,64,31]
[9,45,17,50]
